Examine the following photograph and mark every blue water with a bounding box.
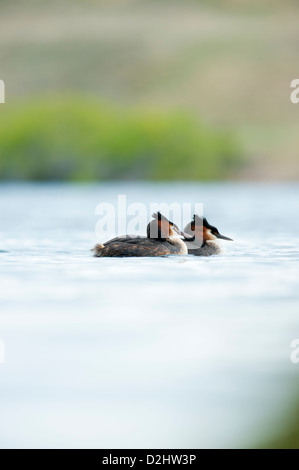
[0,182,299,448]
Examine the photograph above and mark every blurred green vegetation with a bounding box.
[0,97,240,181]
[261,401,299,449]
[1,0,299,180]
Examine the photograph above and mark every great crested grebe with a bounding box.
[93,212,191,257]
[184,215,233,256]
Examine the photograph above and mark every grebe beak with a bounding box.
[215,233,233,241]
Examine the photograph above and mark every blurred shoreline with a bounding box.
[1,0,299,180]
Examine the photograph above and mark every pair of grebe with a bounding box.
[93,212,232,257]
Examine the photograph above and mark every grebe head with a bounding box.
[147,212,191,240]
[190,215,233,242]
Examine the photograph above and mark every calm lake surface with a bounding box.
[0,182,299,448]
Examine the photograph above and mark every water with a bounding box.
[0,182,299,449]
